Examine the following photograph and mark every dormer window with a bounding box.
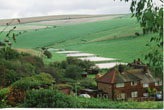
[131,81,137,86]
[116,83,124,88]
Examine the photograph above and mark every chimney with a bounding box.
[144,64,150,73]
[137,58,141,65]
[118,64,124,74]
[133,59,137,64]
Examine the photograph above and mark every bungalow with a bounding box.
[96,64,162,101]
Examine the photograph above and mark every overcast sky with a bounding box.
[0,0,162,19]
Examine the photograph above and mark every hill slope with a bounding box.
[7,14,154,63]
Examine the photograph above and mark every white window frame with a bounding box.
[131,91,138,98]
[159,81,162,85]
[131,81,137,86]
[117,93,126,100]
[143,83,149,88]
[155,82,159,86]
[155,81,162,86]
[116,83,124,88]
[143,93,149,97]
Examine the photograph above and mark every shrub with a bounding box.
[76,97,163,108]
[60,78,76,83]
[21,56,44,69]
[42,67,64,83]
[65,65,83,80]
[54,84,73,90]
[19,89,80,108]
[7,87,26,107]
[0,88,11,107]
[0,48,20,60]
[44,50,52,58]
[4,69,23,86]
[79,78,97,89]
[11,73,54,90]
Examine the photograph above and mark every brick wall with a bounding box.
[97,81,162,100]
[97,82,112,99]
[113,81,161,100]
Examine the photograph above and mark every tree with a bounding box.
[0,19,21,48]
[43,50,52,58]
[65,65,83,80]
[120,0,163,78]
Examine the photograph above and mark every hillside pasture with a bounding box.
[12,14,140,48]
[1,14,155,63]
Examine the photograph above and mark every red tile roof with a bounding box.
[96,68,141,84]
[96,68,117,84]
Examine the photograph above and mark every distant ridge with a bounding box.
[0,14,125,26]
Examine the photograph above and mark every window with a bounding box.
[131,91,138,98]
[116,83,124,88]
[143,83,149,88]
[159,81,162,85]
[117,93,126,100]
[143,93,149,97]
[155,82,159,86]
[155,81,162,86]
[131,81,137,86]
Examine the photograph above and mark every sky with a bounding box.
[0,0,162,19]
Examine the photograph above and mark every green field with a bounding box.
[0,14,155,63]
[12,15,141,48]
[43,52,66,65]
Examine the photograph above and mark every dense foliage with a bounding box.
[121,0,163,77]
[19,89,79,108]
[76,97,163,108]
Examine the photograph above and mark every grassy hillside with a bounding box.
[4,14,154,63]
[62,34,154,63]
[12,15,141,48]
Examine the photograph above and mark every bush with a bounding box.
[54,84,73,90]
[42,67,64,83]
[65,65,83,80]
[0,88,11,107]
[0,48,20,60]
[79,78,97,89]
[3,69,23,86]
[21,56,44,73]
[76,97,163,108]
[66,57,95,70]
[19,89,80,108]
[44,50,52,58]
[11,73,54,90]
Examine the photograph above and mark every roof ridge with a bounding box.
[111,69,116,83]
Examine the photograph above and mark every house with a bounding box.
[96,64,162,101]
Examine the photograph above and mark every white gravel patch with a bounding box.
[66,53,95,57]
[56,51,80,54]
[96,62,127,69]
[78,57,117,62]
[48,48,61,51]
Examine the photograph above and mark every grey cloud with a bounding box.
[0,0,132,19]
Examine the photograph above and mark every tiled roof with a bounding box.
[126,69,157,83]
[96,68,157,84]
[96,69,116,84]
